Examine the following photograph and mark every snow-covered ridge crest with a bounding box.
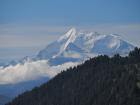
[37,28,135,63]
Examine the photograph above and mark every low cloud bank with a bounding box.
[0,60,78,85]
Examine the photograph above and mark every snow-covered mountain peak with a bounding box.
[58,28,77,42]
[37,28,135,65]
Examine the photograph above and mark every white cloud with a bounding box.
[0,60,79,85]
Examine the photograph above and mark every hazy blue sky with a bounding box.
[1,0,140,24]
[0,0,140,62]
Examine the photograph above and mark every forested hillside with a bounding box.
[6,48,140,105]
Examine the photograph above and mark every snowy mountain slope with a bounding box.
[37,28,77,59]
[37,28,134,65]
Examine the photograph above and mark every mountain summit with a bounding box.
[37,28,134,65]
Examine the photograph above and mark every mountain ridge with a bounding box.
[37,28,134,65]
